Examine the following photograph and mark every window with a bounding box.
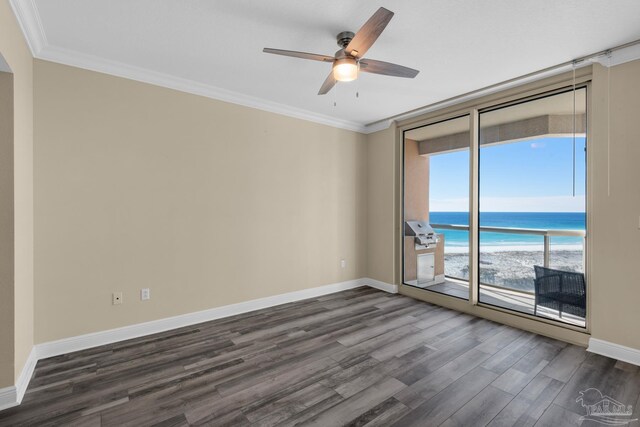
[478,89,587,327]
[402,85,588,329]
[404,115,470,300]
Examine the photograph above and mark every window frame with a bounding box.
[398,69,592,337]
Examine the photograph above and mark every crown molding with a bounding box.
[10,1,640,135]
[364,40,640,131]
[9,0,369,134]
[37,45,369,133]
[612,42,640,66]
[591,42,640,67]
[8,0,46,56]
[363,61,584,131]
[362,120,394,134]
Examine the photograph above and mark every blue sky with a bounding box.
[429,137,587,212]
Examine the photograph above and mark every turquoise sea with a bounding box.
[430,212,586,248]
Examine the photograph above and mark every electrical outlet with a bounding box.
[141,288,151,301]
[112,292,123,305]
[340,259,346,268]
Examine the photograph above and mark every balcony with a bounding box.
[419,223,586,327]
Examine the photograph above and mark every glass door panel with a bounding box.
[403,115,470,300]
[478,88,587,327]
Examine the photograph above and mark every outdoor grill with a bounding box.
[404,220,441,286]
[404,221,439,249]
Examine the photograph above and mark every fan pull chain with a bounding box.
[356,61,360,99]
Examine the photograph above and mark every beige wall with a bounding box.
[366,59,640,350]
[0,2,34,387]
[365,125,396,284]
[590,60,640,350]
[33,60,367,343]
[4,9,638,380]
[0,71,15,388]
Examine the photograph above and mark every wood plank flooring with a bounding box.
[1,287,638,426]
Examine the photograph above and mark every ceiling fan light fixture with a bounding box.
[333,58,358,82]
[263,8,419,95]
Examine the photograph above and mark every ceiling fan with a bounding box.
[263,7,419,95]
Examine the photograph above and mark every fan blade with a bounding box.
[318,71,337,95]
[359,59,419,78]
[345,7,394,58]
[263,48,334,63]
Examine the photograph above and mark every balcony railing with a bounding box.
[430,223,586,270]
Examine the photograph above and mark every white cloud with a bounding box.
[430,195,586,212]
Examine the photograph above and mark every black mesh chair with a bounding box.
[533,266,586,319]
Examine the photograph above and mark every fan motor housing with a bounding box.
[336,31,355,49]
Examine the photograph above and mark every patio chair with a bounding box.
[533,265,586,319]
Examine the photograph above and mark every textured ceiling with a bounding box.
[22,0,640,129]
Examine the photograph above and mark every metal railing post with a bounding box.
[469,110,479,305]
[543,235,550,268]
[582,236,586,272]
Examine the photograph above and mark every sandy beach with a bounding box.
[443,247,584,292]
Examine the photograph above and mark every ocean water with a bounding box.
[430,212,586,248]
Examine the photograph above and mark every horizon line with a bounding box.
[430,211,586,214]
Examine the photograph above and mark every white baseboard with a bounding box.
[15,347,37,404]
[37,278,397,360]
[0,386,17,412]
[361,278,398,294]
[0,347,37,411]
[1,277,397,411]
[587,338,640,367]
[37,278,368,360]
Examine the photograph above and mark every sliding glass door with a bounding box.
[478,88,587,327]
[402,85,588,329]
[403,115,470,300]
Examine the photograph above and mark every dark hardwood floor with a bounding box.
[1,287,638,426]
